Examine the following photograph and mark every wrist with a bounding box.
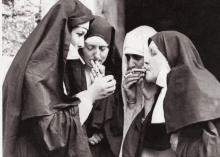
[77,90,95,104]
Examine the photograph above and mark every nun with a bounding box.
[3,1,116,156]
[120,26,176,157]
[64,16,123,157]
[146,31,220,157]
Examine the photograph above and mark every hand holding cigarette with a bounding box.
[91,60,105,79]
[124,68,146,78]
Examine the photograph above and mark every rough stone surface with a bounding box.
[2,0,40,56]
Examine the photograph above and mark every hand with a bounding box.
[137,76,158,100]
[123,70,144,102]
[87,75,116,102]
[88,133,104,145]
[170,131,180,152]
[90,60,105,81]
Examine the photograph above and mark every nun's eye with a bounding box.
[125,54,130,61]
[87,45,94,50]
[100,46,108,51]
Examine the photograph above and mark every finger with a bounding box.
[90,137,99,144]
[125,76,142,84]
[90,141,95,145]
[124,73,140,78]
[95,61,105,76]
[94,134,102,142]
[88,138,95,145]
[103,75,114,82]
[124,80,138,89]
[125,70,132,75]
[137,78,144,89]
[91,68,98,78]
[91,60,96,69]
[91,60,102,78]
[106,86,116,93]
[98,133,104,139]
[90,71,95,83]
[106,79,116,88]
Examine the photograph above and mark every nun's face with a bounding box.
[125,49,144,70]
[145,41,167,83]
[70,27,88,50]
[82,36,109,64]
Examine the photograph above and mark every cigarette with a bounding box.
[131,68,146,72]
[79,56,85,64]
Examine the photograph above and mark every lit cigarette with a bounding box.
[131,68,146,72]
[79,56,85,64]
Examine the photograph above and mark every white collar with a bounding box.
[67,43,85,64]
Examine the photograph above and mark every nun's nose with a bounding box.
[144,51,150,64]
[128,57,135,69]
[78,37,85,48]
[94,48,101,60]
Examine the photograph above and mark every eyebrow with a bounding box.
[132,54,143,57]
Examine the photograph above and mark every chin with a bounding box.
[145,77,154,83]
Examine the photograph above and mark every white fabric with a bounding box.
[149,41,171,123]
[67,43,85,64]
[119,26,157,157]
[76,91,93,125]
[65,43,94,125]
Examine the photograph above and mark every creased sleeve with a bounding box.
[34,106,92,157]
[176,118,220,157]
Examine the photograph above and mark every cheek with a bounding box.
[136,59,144,68]
[71,34,80,47]
[82,48,93,60]
[100,50,109,62]
[150,59,161,77]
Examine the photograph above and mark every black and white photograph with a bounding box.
[2,0,220,157]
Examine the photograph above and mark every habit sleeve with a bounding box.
[34,106,92,157]
[176,118,220,157]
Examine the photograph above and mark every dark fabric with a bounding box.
[3,0,94,156]
[176,118,220,157]
[89,138,115,157]
[64,16,123,157]
[150,31,220,133]
[64,60,123,157]
[143,123,171,151]
[13,106,91,157]
[85,16,113,45]
[122,90,171,157]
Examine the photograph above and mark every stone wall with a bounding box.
[2,0,41,56]
[2,0,125,57]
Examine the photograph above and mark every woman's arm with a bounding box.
[33,106,92,157]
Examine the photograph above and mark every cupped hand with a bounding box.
[123,70,144,102]
[87,75,116,102]
[137,77,158,100]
